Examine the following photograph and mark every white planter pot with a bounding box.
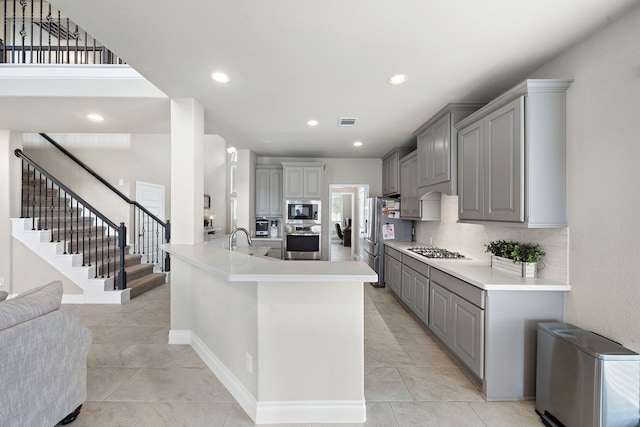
[491,255,537,278]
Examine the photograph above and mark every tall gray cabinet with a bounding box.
[456,79,572,227]
[255,165,283,217]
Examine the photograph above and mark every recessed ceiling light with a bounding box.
[307,119,319,126]
[353,141,363,147]
[211,71,230,83]
[388,74,408,85]
[87,113,104,122]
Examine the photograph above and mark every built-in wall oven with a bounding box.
[283,223,321,260]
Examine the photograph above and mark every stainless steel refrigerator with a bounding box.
[362,197,413,287]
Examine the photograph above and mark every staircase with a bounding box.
[13,168,166,303]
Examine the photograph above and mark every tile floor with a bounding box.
[70,276,544,426]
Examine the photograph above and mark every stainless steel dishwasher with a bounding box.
[536,322,640,427]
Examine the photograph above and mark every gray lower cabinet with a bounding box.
[384,248,402,296]
[385,244,566,400]
[429,268,485,379]
[450,293,484,379]
[429,281,451,344]
[399,255,430,325]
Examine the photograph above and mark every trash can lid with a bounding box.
[538,322,640,361]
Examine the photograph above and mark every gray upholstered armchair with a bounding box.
[0,281,92,426]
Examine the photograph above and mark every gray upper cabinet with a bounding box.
[414,104,484,196]
[400,150,420,219]
[456,79,572,227]
[282,162,324,200]
[255,166,283,217]
[382,147,413,197]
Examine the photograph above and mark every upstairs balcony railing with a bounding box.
[1,0,124,64]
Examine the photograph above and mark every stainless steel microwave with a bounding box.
[285,201,320,222]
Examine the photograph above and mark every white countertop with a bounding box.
[163,243,377,282]
[251,236,283,242]
[385,241,570,292]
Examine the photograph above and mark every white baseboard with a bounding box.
[178,329,366,424]
[189,332,258,422]
[168,329,191,345]
[255,400,366,424]
[61,294,85,304]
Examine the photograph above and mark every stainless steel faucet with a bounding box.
[229,227,253,250]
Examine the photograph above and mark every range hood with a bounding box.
[420,191,442,221]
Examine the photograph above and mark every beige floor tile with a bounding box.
[364,343,416,368]
[88,325,168,345]
[391,401,485,426]
[69,401,151,427]
[221,403,259,426]
[88,343,205,369]
[398,366,484,401]
[104,367,204,402]
[312,401,399,427]
[469,400,541,426]
[135,401,236,427]
[364,367,412,402]
[402,344,458,368]
[182,369,237,402]
[86,367,139,402]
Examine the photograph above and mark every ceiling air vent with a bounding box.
[338,117,357,126]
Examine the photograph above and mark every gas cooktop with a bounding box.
[407,246,466,259]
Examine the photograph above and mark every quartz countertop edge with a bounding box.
[163,243,377,282]
[385,241,570,292]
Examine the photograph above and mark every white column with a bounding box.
[0,130,23,294]
[169,99,204,335]
[170,98,204,245]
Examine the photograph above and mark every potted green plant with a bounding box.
[485,240,545,278]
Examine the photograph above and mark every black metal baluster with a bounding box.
[75,199,80,254]
[36,170,43,229]
[21,161,27,218]
[38,0,42,63]
[94,218,99,278]
[48,179,54,241]
[19,0,25,63]
[56,185,61,242]
[117,222,126,290]
[11,0,16,63]
[106,227,111,279]
[66,193,72,254]
[154,221,159,266]
[29,0,33,63]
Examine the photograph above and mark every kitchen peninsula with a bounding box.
[163,242,377,425]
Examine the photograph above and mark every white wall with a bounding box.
[526,4,640,351]
[203,135,228,232]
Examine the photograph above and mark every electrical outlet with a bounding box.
[245,353,253,374]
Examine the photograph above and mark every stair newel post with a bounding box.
[117,222,127,290]
[164,219,171,273]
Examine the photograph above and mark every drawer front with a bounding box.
[385,245,402,261]
[431,268,485,309]
[402,254,430,278]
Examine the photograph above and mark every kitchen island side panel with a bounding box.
[484,290,565,401]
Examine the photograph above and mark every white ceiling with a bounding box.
[15,0,639,157]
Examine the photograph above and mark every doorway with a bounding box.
[329,184,369,261]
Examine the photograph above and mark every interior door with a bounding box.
[135,181,166,265]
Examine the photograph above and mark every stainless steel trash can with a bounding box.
[536,322,640,427]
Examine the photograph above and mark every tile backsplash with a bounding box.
[413,195,568,283]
